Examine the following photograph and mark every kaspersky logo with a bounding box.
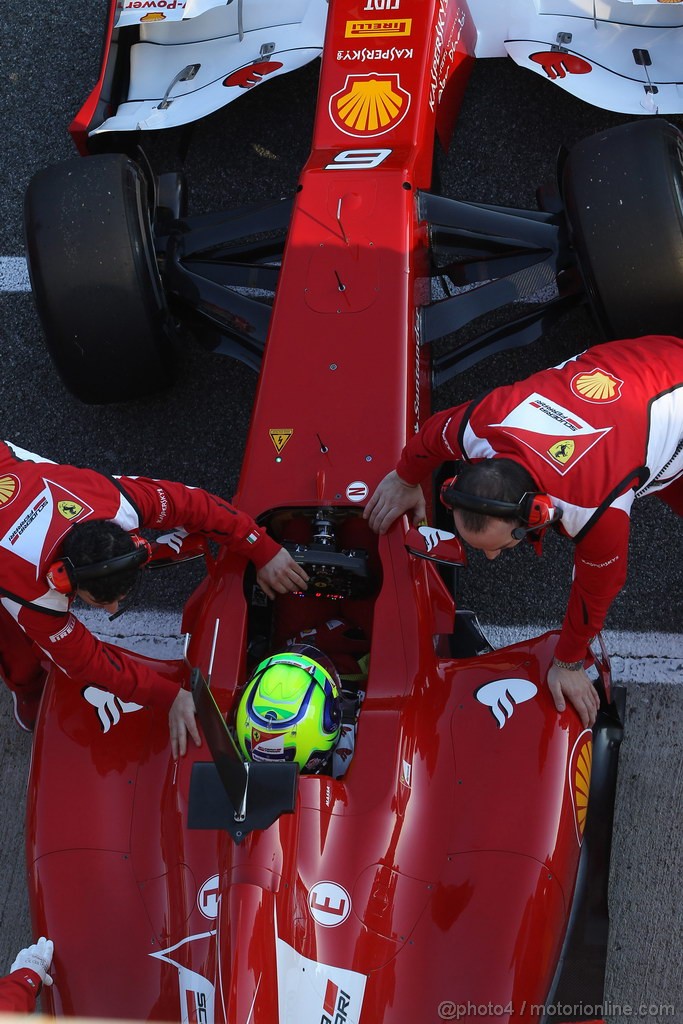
[329,73,410,137]
[570,368,623,403]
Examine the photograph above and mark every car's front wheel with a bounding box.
[562,118,683,339]
[24,154,178,404]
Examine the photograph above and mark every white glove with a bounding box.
[156,528,188,554]
[11,937,54,986]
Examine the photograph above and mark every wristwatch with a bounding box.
[553,657,585,671]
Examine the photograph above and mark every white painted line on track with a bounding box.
[483,625,683,685]
[0,257,30,293]
[79,608,682,686]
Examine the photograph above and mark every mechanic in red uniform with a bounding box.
[0,441,309,755]
[365,336,683,727]
[0,936,53,1013]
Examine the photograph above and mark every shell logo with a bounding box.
[569,730,592,843]
[0,475,19,507]
[329,74,410,137]
[570,368,623,403]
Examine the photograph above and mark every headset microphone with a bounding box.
[511,512,562,540]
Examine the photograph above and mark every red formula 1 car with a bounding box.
[23,0,683,1021]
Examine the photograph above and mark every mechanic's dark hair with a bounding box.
[61,521,140,602]
[453,459,538,534]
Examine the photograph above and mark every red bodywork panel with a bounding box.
[27,2,607,1021]
[237,1,475,518]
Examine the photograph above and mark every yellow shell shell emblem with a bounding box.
[0,476,18,506]
[57,500,83,520]
[571,368,623,403]
[573,735,592,840]
[331,74,410,137]
[548,439,575,464]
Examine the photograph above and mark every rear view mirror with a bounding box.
[405,526,467,567]
[148,532,210,568]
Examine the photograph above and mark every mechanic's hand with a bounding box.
[256,548,309,599]
[547,663,600,728]
[11,937,54,986]
[363,471,426,535]
[169,688,202,759]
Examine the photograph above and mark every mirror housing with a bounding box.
[405,526,467,567]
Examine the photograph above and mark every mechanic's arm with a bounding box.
[118,476,307,593]
[547,509,630,727]
[14,604,200,757]
[364,405,469,534]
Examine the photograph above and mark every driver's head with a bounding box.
[60,521,142,603]
[236,644,342,772]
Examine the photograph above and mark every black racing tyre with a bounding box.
[561,118,683,339]
[24,154,177,403]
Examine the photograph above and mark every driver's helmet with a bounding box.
[235,644,342,771]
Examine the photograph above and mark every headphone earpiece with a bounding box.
[523,493,556,530]
[45,560,77,595]
[46,534,153,595]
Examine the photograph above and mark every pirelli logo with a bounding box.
[345,19,412,38]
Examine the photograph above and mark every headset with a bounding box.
[440,469,562,539]
[46,534,153,595]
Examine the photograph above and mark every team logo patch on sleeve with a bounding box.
[570,368,623,403]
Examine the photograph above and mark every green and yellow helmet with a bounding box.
[236,644,342,771]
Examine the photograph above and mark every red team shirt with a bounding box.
[396,336,683,662]
[0,442,280,708]
[0,968,42,1013]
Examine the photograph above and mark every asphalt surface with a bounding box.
[0,2,682,1019]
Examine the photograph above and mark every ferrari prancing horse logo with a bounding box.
[548,440,575,464]
[58,499,84,520]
